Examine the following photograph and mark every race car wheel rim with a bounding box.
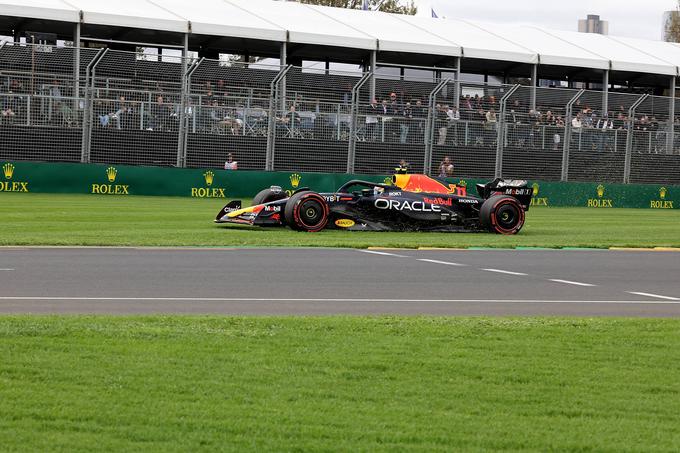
[301,201,322,224]
[492,199,524,234]
[496,205,517,229]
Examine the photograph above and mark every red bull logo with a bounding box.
[392,174,466,196]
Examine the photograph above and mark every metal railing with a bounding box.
[0,42,679,185]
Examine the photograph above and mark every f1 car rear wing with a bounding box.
[477,178,532,210]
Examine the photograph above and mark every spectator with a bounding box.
[1,83,18,123]
[436,104,449,145]
[55,100,74,127]
[413,99,428,143]
[438,156,453,178]
[282,104,301,137]
[148,95,173,131]
[364,99,379,141]
[224,153,238,170]
[111,96,132,129]
[400,102,413,144]
[49,79,62,101]
[386,92,399,141]
[394,159,409,174]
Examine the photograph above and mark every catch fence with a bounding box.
[1,42,680,185]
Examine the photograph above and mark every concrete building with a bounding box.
[578,15,609,35]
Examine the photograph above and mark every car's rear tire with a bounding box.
[480,195,525,234]
[252,188,287,205]
[284,191,329,232]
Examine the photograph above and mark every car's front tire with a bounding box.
[480,195,525,234]
[284,191,329,232]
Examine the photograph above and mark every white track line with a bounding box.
[359,250,407,258]
[417,259,466,267]
[481,268,528,276]
[0,269,14,271]
[549,279,596,287]
[1,296,680,305]
[628,291,680,301]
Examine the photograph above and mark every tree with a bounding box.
[664,4,680,42]
[298,0,417,15]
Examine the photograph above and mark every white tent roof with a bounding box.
[488,24,609,70]
[302,5,460,57]
[396,15,537,64]
[0,0,78,23]
[63,0,187,33]
[609,35,680,76]
[226,0,375,50]
[537,28,677,76]
[153,0,286,42]
[0,0,679,77]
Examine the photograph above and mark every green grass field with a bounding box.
[2,192,680,248]
[3,193,680,451]
[1,316,680,451]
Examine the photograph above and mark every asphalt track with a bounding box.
[0,247,679,316]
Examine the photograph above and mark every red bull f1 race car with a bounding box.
[215,174,532,234]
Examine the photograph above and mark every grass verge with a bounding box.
[2,193,680,248]
[1,316,679,451]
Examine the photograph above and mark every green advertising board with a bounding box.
[0,161,677,210]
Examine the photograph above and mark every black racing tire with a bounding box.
[480,195,525,235]
[284,191,329,232]
[252,188,287,206]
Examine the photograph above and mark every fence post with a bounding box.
[668,77,676,154]
[80,48,106,164]
[495,84,520,179]
[266,65,292,171]
[423,79,451,175]
[176,57,202,168]
[347,71,373,174]
[623,94,648,184]
[560,89,585,182]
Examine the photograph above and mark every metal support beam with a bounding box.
[176,33,191,168]
[454,57,461,110]
[347,71,374,174]
[177,57,203,169]
[280,42,288,111]
[667,77,676,154]
[624,94,649,184]
[530,64,538,111]
[80,48,107,164]
[175,33,190,168]
[495,84,521,178]
[73,23,81,114]
[369,50,377,103]
[424,79,453,175]
[266,65,293,171]
[602,69,609,117]
[561,89,586,182]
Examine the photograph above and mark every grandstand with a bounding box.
[1,0,679,184]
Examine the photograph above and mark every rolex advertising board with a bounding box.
[0,161,677,210]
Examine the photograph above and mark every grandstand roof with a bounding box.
[0,0,678,78]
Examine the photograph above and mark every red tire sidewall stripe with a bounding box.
[294,193,329,232]
[490,198,524,234]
